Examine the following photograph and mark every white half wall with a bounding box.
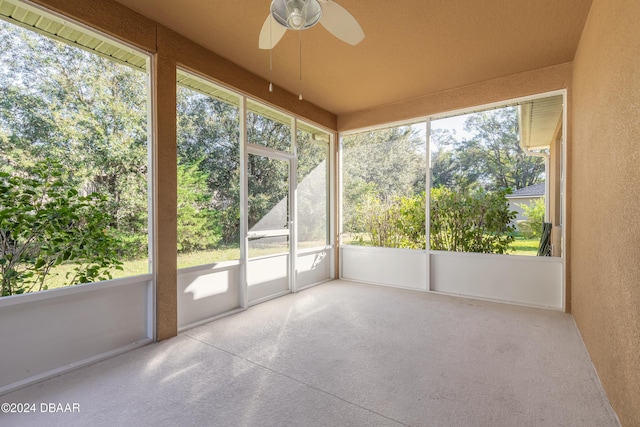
[430,251,563,309]
[0,277,152,394]
[248,254,290,304]
[340,246,428,291]
[296,247,333,290]
[177,263,241,330]
[339,246,563,310]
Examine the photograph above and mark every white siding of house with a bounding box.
[508,196,541,225]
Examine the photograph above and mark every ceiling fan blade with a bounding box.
[319,1,364,45]
[259,14,287,49]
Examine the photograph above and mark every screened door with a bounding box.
[246,153,292,304]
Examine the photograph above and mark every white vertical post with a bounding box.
[290,119,298,292]
[239,97,248,309]
[425,118,432,292]
[145,56,156,339]
[560,90,567,312]
[336,133,343,279]
[328,132,336,279]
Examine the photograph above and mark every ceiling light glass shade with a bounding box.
[270,0,322,30]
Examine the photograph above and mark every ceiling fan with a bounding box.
[259,0,365,49]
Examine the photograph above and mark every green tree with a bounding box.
[430,128,462,189]
[342,126,426,233]
[245,112,291,233]
[247,152,289,230]
[431,108,545,192]
[0,20,149,259]
[176,161,220,253]
[0,161,123,296]
[177,86,240,244]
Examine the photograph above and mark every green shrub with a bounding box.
[354,188,515,254]
[113,232,147,260]
[0,161,123,296]
[430,187,516,254]
[354,193,426,248]
[518,197,545,239]
[396,193,427,249]
[355,195,403,248]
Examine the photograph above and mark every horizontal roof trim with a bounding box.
[247,99,292,126]
[177,69,241,107]
[0,0,148,72]
[519,95,563,150]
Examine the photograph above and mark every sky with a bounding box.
[430,114,473,139]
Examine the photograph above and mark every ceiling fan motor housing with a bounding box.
[271,0,322,30]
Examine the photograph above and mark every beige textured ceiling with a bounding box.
[114,0,592,115]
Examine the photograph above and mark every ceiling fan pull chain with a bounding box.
[269,16,273,92]
[298,29,303,101]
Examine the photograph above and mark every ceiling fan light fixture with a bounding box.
[270,0,322,31]
[288,8,305,29]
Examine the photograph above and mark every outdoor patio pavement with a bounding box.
[0,280,619,426]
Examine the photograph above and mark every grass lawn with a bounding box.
[38,242,329,292]
[33,258,150,292]
[506,237,539,256]
[39,247,242,291]
[177,246,241,269]
[343,232,540,256]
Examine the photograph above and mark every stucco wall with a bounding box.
[571,0,640,425]
[337,63,572,132]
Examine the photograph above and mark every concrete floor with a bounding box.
[0,280,619,426]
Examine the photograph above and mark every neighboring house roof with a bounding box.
[507,183,545,198]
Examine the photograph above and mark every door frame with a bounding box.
[242,139,298,307]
